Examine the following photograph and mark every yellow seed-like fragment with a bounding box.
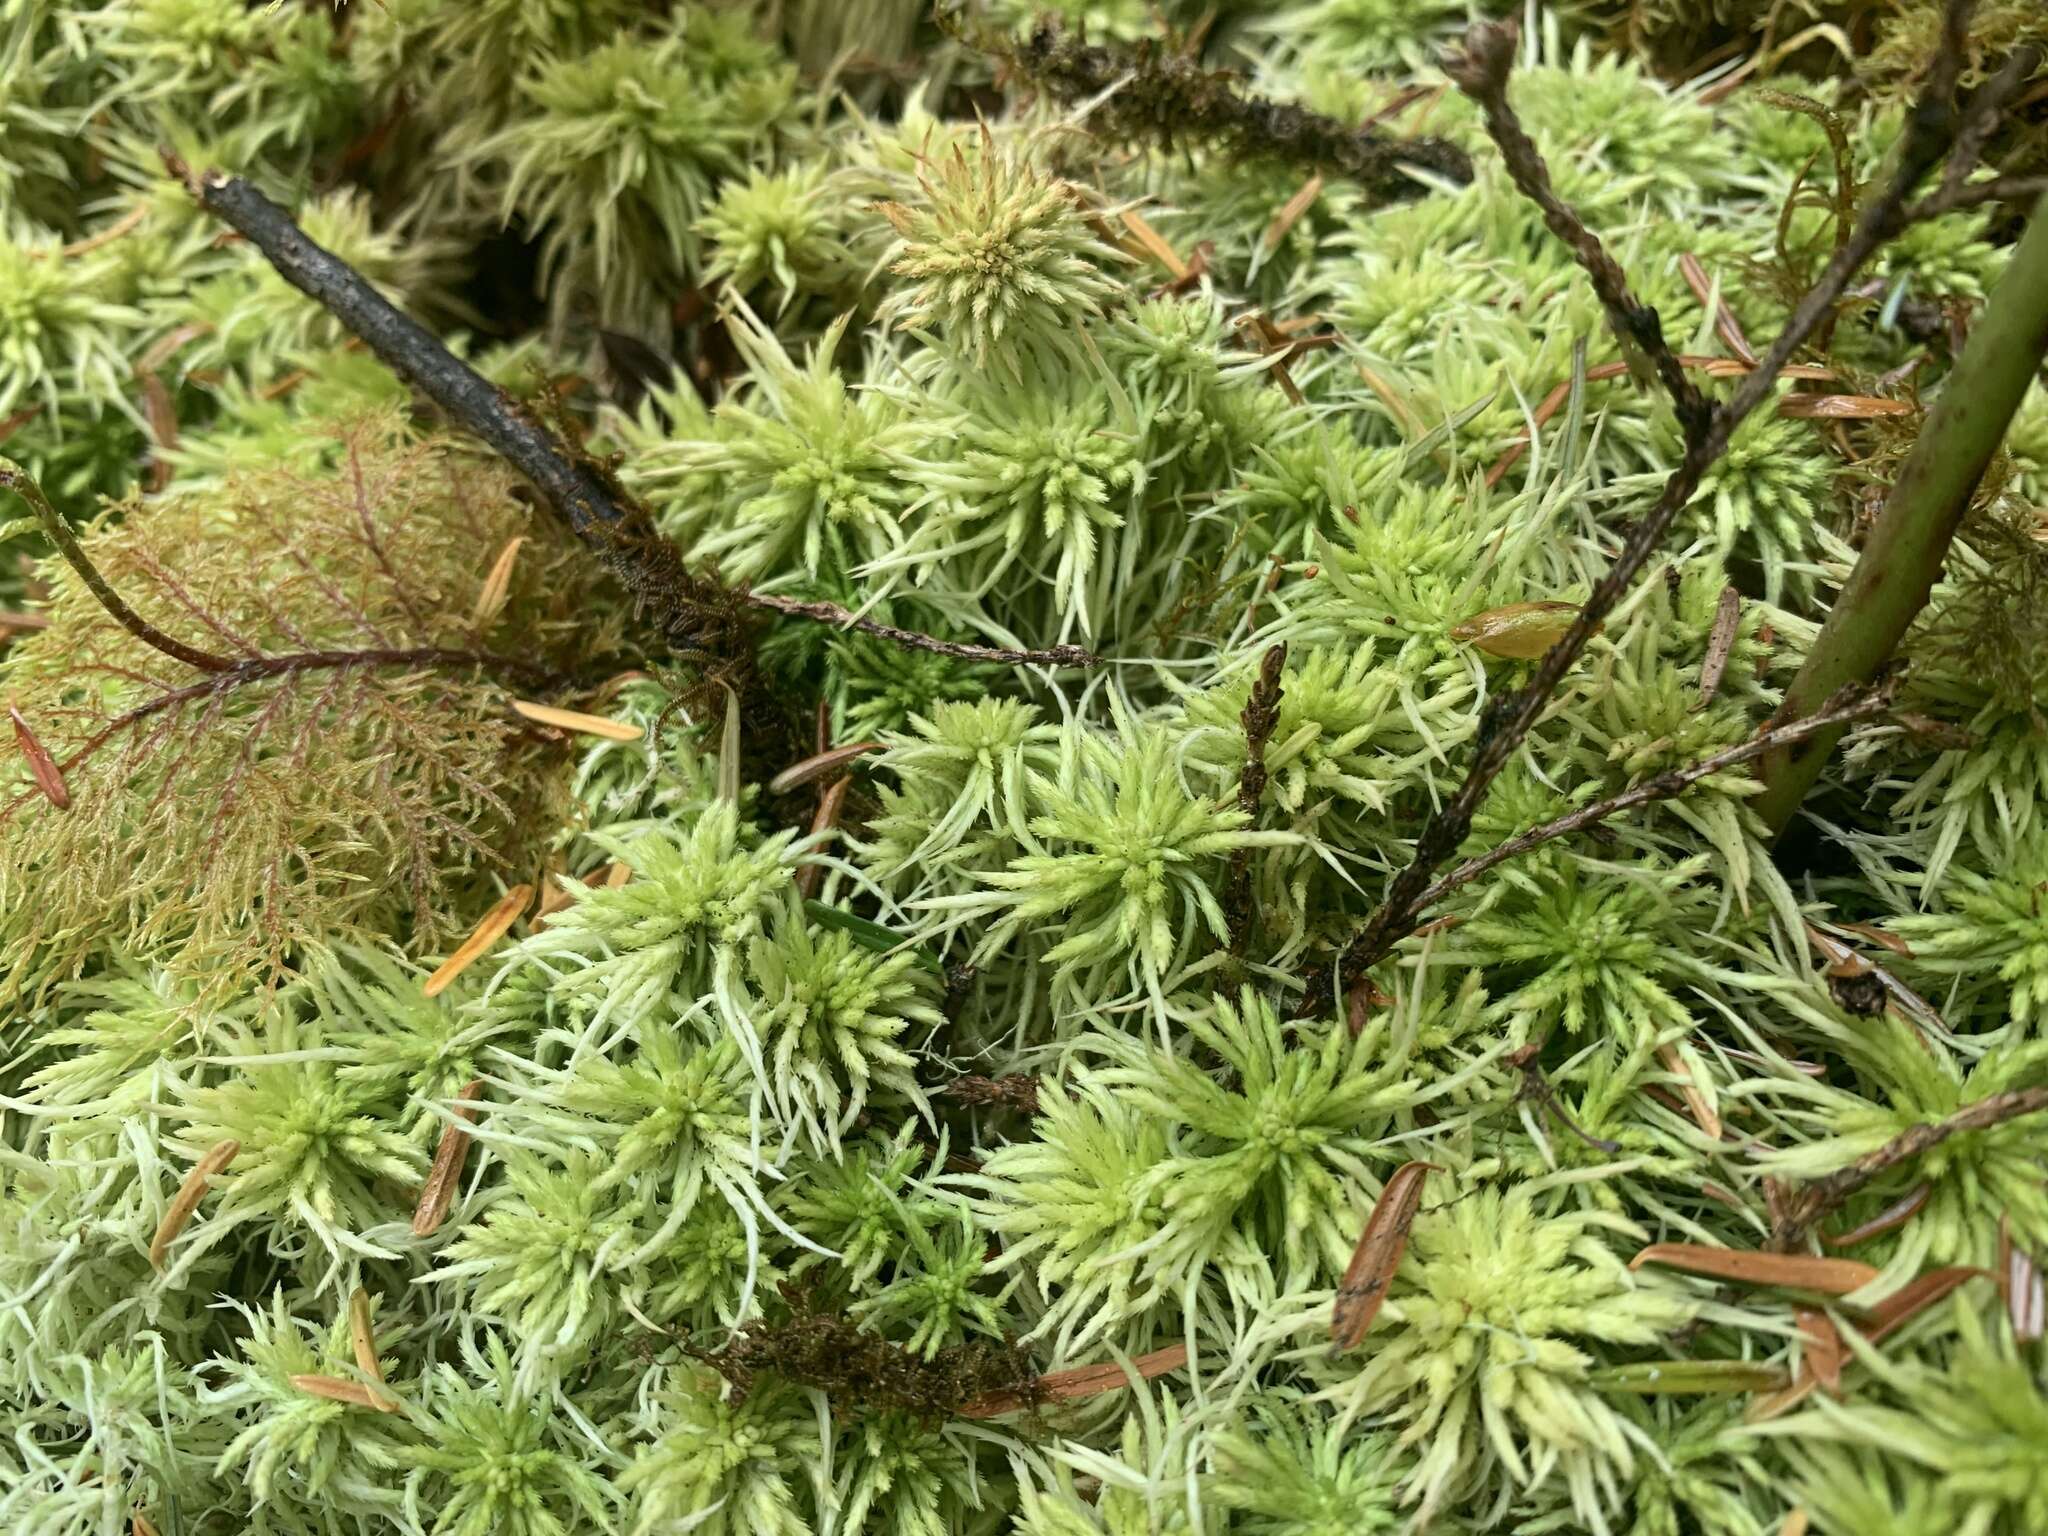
[349,1286,385,1383]
[472,536,526,627]
[149,1138,239,1269]
[422,884,532,998]
[1450,600,1587,659]
[510,700,643,741]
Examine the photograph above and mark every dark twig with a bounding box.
[1226,643,1286,955]
[1302,7,1981,1009]
[1771,1088,2048,1249]
[1506,1044,1621,1155]
[1444,21,1710,437]
[1933,44,2043,204]
[163,157,1093,673]
[973,17,1472,203]
[1,460,231,673]
[1907,173,2048,222]
[1382,683,1892,933]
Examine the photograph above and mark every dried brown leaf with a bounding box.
[2002,1215,2045,1342]
[1121,208,1187,279]
[1628,1244,1880,1294]
[1332,1161,1440,1350]
[1698,585,1741,707]
[1262,173,1325,253]
[1822,1183,1931,1249]
[349,1286,385,1383]
[1776,393,1916,419]
[1657,1042,1722,1139]
[770,741,882,796]
[289,1374,401,1413]
[1858,1266,1989,1344]
[412,1079,484,1236]
[9,705,70,810]
[1796,1306,1843,1396]
[510,700,642,742]
[957,1342,1188,1418]
[472,536,525,628]
[149,1138,239,1269]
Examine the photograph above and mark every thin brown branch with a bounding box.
[1393,683,1892,926]
[163,156,1093,674]
[1772,1088,2048,1249]
[1300,5,1979,1009]
[0,459,232,673]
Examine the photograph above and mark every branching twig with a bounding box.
[1387,683,1892,931]
[1771,1087,2048,1249]
[1301,6,1983,1007]
[972,17,1473,202]
[162,157,1094,672]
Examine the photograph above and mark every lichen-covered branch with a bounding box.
[972,17,1473,202]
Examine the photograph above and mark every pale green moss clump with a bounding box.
[3,4,2047,1536]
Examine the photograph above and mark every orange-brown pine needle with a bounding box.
[422,885,532,998]
[149,1139,239,1269]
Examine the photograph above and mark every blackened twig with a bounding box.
[1385,683,1891,929]
[977,17,1472,204]
[1226,643,1286,955]
[1304,7,1981,1008]
[163,157,1094,672]
[1771,1087,2048,1249]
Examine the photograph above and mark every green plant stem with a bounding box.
[1754,190,2048,834]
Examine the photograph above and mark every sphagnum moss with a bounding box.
[3,4,2048,1536]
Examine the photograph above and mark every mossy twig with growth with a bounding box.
[971,16,1473,202]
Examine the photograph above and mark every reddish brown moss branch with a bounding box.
[1771,1088,2048,1249]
